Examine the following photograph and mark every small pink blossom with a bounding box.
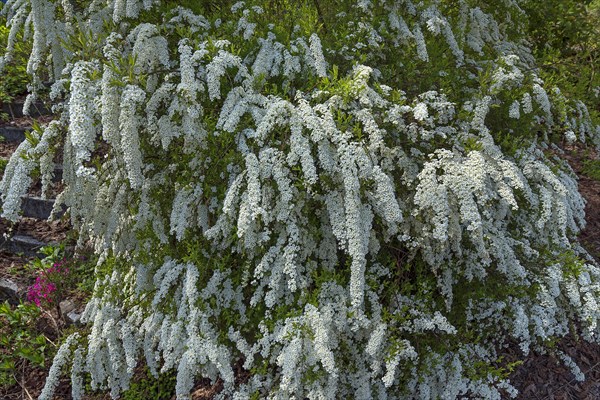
[27,260,72,308]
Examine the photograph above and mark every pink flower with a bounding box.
[27,257,74,308]
[27,272,59,307]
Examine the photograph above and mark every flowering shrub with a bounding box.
[1,1,600,399]
[27,275,56,307]
[27,259,70,308]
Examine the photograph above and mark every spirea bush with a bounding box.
[1,1,600,399]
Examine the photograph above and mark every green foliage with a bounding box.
[120,367,177,400]
[524,0,597,58]
[0,158,7,176]
[582,159,600,181]
[466,357,524,383]
[0,16,30,103]
[0,301,49,388]
[522,0,600,115]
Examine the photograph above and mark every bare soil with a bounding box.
[0,250,31,279]
[563,145,600,260]
[0,217,70,244]
[510,336,600,400]
[0,141,20,158]
[1,115,54,128]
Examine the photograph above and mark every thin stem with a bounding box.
[14,369,34,400]
[313,0,328,34]
[42,308,61,336]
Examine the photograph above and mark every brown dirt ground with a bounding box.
[2,115,53,129]
[510,336,600,400]
[0,141,20,158]
[563,145,600,260]
[0,217,70,244]
[29,178,65,198]
[0,250,31,281]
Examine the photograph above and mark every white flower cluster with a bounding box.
[0,140,36,221]
[129,23,170,91]
[120,85,146,189]
[490,55,524,93]
[3,1,600,399]
[308,33,328,77]
[413,24,429,62]
[466,7,500,55]
[421,5,463,65]
[509,100,520,119]
[533,82,553,125]
[68,61,100,174]
[38,333,80,400]
[2,0,67,109]
[112,0,158,23]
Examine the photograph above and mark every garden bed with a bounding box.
[511,336,600,400]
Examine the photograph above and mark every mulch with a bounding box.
[0,217,69,244]
[0,141,20,158]
[0,250,31,280]
[1,115,54,129]
[510,337,600,400]
[29,178,65,199]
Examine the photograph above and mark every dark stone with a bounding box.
[59,299,75,317]
[0,195,66,221]
[53,164,63,182]
[21,196,66,220]
[4,235,48,257]
[0,278,25,305]
[0,127,27,142]
[1,101,51,118]
[21,196,55,220]
[66,311,82,326]
[59,299,82,325]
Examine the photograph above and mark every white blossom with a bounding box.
[509,100,520,119]
[413,24,429,62]
[39,334,79,400]
[413,102,428,121]
[120,85,146,188]
[309,33,327,77]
